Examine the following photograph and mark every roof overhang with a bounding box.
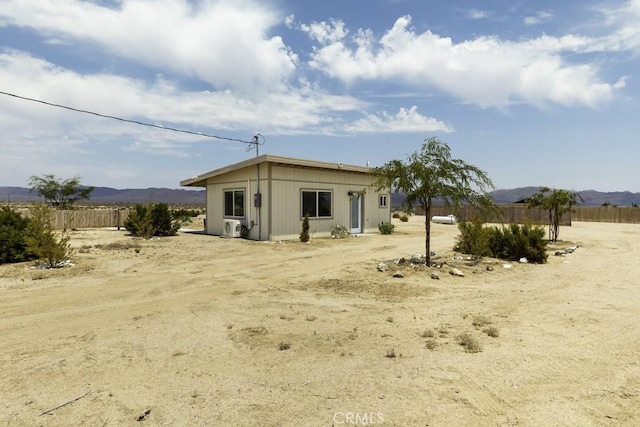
[181,154,372,187]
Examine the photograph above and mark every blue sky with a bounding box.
[1,0,639,191]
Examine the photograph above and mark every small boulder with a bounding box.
[449,268,464,277]
[393,272,404,278]
[430,272,440,280]
[486,265,494,272]
[377,262,388,272]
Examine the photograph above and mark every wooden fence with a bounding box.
[15,208,131,230]
[571,207,640,223]
[425,204,571,225]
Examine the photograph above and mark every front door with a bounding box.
[350,194,362,234]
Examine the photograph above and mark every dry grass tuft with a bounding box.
[457,333,483,353]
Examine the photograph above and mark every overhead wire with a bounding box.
[0,90,262,145]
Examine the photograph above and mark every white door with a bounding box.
[350,195,362,234]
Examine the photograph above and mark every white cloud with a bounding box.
[524,11,554,26]
[305,14,624,109]
[468,9,490,20]
[0,0,297,94]
[345,106,452,134]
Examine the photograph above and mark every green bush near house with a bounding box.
[0,206,36,264]
[378,222,395,235]
[455,218,548,263]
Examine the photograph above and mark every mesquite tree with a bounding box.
[29,174,94,209]
[374,137,494,265]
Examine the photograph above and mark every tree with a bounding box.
[374,137,494,265]
[527,187,582,242]
[0,206,36,263]
[28,174,94,209]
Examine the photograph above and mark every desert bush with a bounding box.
[392,212,401,219]
[483,327,500,337]
[299,214,310,242]
[171,208,202,222]
[457,333,483,353]
[0,206,35,263]
[399,214,409,222]
[151,203,181,236]
[124,203,180,238]
[331,224,350,238]
[24,204,72,268]
[455,220,548,263]
[378,222,395,235]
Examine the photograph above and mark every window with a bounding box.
[379,194,389,208]
[302,190,332,218]
[224,189,245,217]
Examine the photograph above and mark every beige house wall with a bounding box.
[201,161,390,241]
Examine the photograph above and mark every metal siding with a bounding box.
[204,161,389,240]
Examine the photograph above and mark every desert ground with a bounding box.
[1,216,639,426]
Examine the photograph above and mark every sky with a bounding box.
[0,0,639,192]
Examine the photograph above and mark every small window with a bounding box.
[224,189,245,217]
[379,194,388,208]
[302,190,332,218]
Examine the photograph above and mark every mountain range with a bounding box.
[1,186,639,207]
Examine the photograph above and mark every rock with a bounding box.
[555,251,565,256]
[377,262,388,272]
[430,272,440,280]
[449,268,464,277]
[503,264,513,269]
[411,254,422,263]
[393,272,404,278]
[486,265,494,271]
[519,257,529,264]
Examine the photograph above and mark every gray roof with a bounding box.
[181,154,372,187]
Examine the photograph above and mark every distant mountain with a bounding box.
[0,186,205,205]
[2,185,638,207]
[391,187,640,207]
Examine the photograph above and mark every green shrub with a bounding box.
[455,220,548,263]
[151,203,181,236]
[0,206,35,263]
[392,212,401,219]
[399,214,409,222]
[300,214,310,242]
[331,224,350,238]
[24,204,72,267]
[378,222,395,235]
[125,203,180,238]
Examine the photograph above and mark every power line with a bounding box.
[0,90,261,144]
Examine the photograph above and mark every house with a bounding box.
[180,154,391,241]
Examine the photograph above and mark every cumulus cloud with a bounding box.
[345,106,452,134]
[468,9,490,20]
[0,0,297,94]
[305,14,625,109]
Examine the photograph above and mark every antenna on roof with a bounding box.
[247,133,265,157]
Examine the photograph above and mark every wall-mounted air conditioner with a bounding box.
[222,219,242,238]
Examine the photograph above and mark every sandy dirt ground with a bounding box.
[1,216,639,426]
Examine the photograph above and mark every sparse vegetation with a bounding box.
[331,224,350,238]
[425,339,438,350]
[124,203,180,238]
[24,204,73,268]
[399,214,409,222]
[378,222,395,235]
[278,342,291,351]
[483,327,500,337]
[0,206,35,263]
[455,219,548,263]
[299,214,310,242]
[420,329,436,338]
[472,315,492,328]
[457,333,483,353]
[385,348,396,358]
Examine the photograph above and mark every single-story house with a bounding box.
[180,154,391,241]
